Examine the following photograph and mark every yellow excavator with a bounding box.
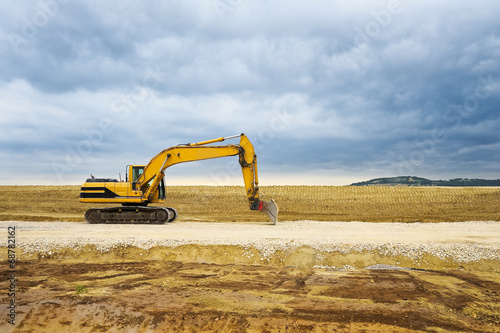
[80,133,278,224]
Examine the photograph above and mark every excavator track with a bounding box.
[84,206,178,224]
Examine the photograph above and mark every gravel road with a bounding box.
[1,220,499,264]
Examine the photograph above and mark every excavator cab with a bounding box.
[127,165,165,201]
[129,165,145,182]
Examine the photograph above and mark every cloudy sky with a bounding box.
[1,0,499,185]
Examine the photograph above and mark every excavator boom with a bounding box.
[80,134,278,224]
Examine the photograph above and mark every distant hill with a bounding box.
[351,176,500,187]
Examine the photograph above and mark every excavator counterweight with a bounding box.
[80,134,278,224]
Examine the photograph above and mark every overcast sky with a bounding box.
[1,0,499,185]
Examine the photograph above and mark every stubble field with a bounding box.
[1,185,500,222]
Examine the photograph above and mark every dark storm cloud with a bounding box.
[0,0,499,184]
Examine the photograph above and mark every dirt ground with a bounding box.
[1,221,500,332]
[0,259,499,332]
[0,184,499,332]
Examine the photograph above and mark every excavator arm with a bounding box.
[137,133,278,223]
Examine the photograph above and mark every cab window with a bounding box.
[132,166,145,182]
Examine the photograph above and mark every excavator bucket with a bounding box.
[261,199,279,225]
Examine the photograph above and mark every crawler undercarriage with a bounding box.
[84,206,178,224]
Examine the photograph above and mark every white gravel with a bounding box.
[1,220,499,263]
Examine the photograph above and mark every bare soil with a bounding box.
[1,259,499,332]
[1,221,499,332]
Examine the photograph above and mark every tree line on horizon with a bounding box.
[351,176,500,187]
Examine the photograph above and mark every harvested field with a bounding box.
[1,185,500,222]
